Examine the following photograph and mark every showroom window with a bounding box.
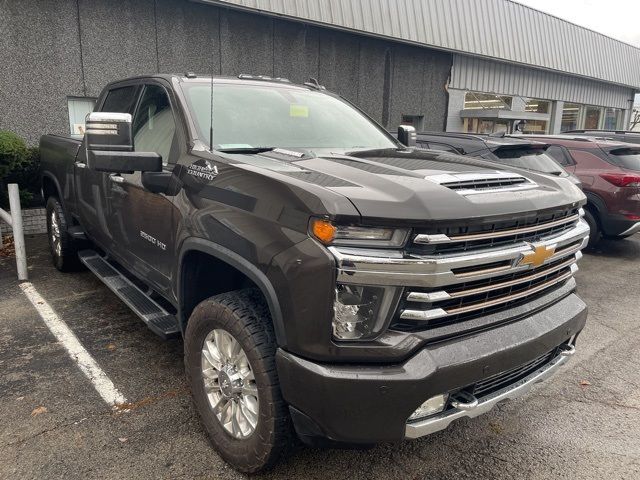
[603,108,622,130]
[525,99,551,114]
[521,120,548,134]
[561,103,582,131]
[464,92,512,110]
[67,97,97,135]
[584,106,602,130]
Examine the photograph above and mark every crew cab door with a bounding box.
[75,85,140,249]
[106,82,179,292]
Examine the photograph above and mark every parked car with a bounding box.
[523,135,640,248]
[564,130,640,145]
[414,132,582,188]
[40,74,588,473]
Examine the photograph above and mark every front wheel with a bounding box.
[184,289,293,473]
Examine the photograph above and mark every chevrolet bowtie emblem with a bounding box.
[518,243,555,268]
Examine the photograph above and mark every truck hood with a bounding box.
[216,147,585,224]
[273,148,585,224]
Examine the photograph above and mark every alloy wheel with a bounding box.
[201,329,259,439]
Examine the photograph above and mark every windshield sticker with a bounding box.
[188,161,219,181]
[289,104,309,118]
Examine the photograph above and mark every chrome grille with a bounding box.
[330,206,589,338]
[411,208,580,256]
[395,256,577,330]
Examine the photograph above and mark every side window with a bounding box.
[133,85,177,165]
[101,86,139,114]
[546,145,574,166]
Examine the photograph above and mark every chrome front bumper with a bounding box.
[404,344,576,439]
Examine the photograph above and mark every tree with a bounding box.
[630,109,640,131]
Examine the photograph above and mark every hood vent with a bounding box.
[426,172,536,195]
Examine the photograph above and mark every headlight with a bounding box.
[310,218,409,248]
[333,284,400,340]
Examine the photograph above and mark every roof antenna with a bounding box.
[209,37,215,152]
[209,71,214,152]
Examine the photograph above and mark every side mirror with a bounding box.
[85,112,162,174]
[398,125,417,147]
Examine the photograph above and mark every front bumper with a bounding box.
[276,291,587,445]
[405,343,574,438]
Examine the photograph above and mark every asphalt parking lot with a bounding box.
[1,234,639,479]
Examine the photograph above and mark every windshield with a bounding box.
[181,83,397,151]
[487,147,565,174]
[608,148,640,171]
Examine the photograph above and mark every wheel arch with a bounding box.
[41,171,73,225]
[583,191,607,217]
[177,237,287,347]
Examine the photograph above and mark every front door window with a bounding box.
[133,85,177,165]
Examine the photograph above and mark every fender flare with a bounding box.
[176,237,287,347]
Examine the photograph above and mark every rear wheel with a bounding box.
[184,289,293,473]
[46,196,82,271]
[583,209,602,249]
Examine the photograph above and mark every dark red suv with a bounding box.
[523,135,640,247]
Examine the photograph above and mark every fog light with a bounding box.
[408,394,449,421]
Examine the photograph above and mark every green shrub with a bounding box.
[0,132,42,209]
[0,131,28,178]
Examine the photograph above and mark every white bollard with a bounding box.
[8,184,28,281]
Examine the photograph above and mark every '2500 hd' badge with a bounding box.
[187,161,219,181]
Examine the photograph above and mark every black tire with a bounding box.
[45,196,82,271]
[583,209,602,249]
[184,288,293,473]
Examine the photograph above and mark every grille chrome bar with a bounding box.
[331,219,589,289]
[406,255,579,304]
[414,210,582,245]
[400,266,575,322]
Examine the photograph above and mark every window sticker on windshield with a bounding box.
[289,104,309,118]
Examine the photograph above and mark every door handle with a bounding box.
[109,174,124,184]
[76,162,86,169]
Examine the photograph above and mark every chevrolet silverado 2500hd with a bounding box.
[40,74,589,473]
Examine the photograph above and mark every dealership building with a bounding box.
[2,0,640,144]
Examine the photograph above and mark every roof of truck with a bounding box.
[106,73,317,90]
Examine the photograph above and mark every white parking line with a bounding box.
[19,282,127,408]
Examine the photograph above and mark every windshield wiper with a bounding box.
[216,147,275,154]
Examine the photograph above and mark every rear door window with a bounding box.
[101,85,140,114]
[546,145,575,166]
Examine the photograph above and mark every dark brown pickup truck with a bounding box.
[40,73,589,472]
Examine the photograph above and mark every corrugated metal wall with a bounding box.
[195,0,640,89]
[450,55,635,109]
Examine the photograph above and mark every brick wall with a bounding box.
[0,208,47,236]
